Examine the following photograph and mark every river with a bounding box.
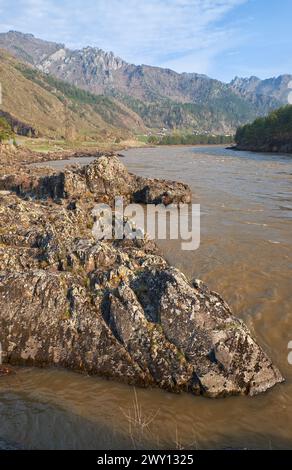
[1,145,292,449]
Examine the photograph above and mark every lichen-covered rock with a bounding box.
[0,155,192,206]
[0,154,284,397]
[134,176,192,205]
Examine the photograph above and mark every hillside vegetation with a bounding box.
[0,31,290,135]
[0,50,144,141]
[235,105,292,153]
[114,91,254,134]
[0,116,13,142]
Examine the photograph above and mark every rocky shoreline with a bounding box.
[0,150,284,398]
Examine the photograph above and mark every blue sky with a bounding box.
[0,0,291,81]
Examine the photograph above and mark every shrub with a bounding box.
[0,117,13,142]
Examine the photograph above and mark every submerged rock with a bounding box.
[0,154,284,397]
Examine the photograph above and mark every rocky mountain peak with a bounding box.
[230,75,260,86]
[78,46,125,71]
[0,30,290,133]
[230,73,292,105]
[0,30,65,65]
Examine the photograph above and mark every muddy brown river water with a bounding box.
[1,145,292,449]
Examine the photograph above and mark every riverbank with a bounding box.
[1,137,243,173]
[232,143,292,154]
[0,137,146,167]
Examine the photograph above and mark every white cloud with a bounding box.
[0,0,249,74]
[86,0,249,69]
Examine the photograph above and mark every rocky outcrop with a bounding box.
[0,154,283,397]
[0,154,192,205]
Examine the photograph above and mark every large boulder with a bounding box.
[0,155,284,397]
[0,155,191,205]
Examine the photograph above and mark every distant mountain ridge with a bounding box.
[230,75,292,104]
[0,31,291,134]
[0,49,145,140]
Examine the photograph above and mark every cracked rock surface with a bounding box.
[0,153,284,397]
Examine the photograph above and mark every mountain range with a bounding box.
[0,50,144,141]
[0,30,291,137]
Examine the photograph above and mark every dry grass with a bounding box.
[17,135,146,154]
[120,388,199,450]
[120,388,160,449]
[0,51,146,143]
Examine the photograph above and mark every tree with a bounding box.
[235,105,292,150]
[0,117,13,142]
